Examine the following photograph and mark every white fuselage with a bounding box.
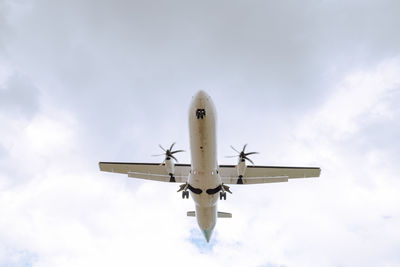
[188,90,221,241]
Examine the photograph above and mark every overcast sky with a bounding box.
[1,0,400,266]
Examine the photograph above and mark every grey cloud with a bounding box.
[6,0,400,98]
[2,0,399,119]
[0,73,40,118]
[3,0,400,162]
[0,0,9,53]
[0,142,6,156]
[2,0,399,167]
[0,144,5,159]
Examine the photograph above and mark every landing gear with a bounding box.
[196,109,206,119]
[219,191,227,200]
[182,190,189,199]
[169,173,176,183]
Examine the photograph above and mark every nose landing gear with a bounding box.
[196,109,206,119]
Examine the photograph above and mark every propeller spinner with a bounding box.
[226,144,258,164]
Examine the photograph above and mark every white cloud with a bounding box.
[0,63,399,266]
[299,57,400,140]
[0,106,200,267]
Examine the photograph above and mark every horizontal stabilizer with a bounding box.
[186,211,232,218]
[217,212,232,218]
[187,211,195,217]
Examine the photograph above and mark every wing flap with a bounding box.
[219,165,320,185]
[128,172,188,183]
[99,162,190,183]
[221,177,289,184]
[246,166,321,179]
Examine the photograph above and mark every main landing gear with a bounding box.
[178,182,191,199]
[178,182,203,199]
[219,191,227,200]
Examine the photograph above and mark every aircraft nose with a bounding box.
[194,90,208,100]
[201,228,213,243]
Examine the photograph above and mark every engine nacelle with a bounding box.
[165,158,175,175]
[237,159,247,176]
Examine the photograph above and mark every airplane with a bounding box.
[99,90,321,242]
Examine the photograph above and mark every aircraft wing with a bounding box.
[99,162,190,183]
[219,165,321,185]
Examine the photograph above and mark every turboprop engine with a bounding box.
[226,144,258,184]
[152,143,184,182]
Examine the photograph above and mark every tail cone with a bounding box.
[201,229,213,243]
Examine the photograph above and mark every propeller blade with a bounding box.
[170,150,185,154]
[170,155,178,162]
[169,142,176,151]
[159,144,166,152]
[243,156,254,165]
[230,145,240,154]
[242,144,248,152]
[244,152,259,156]
[152,153,165,157]
[225,155,238,158]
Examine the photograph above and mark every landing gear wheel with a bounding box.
[196,109,206,119]
[220,192,226,200]
[182,191,189,199]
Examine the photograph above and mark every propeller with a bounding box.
[152,142,185,163]
[226,144,258,165]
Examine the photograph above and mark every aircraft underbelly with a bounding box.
[188,91,220,240]
[195,205,217,230]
